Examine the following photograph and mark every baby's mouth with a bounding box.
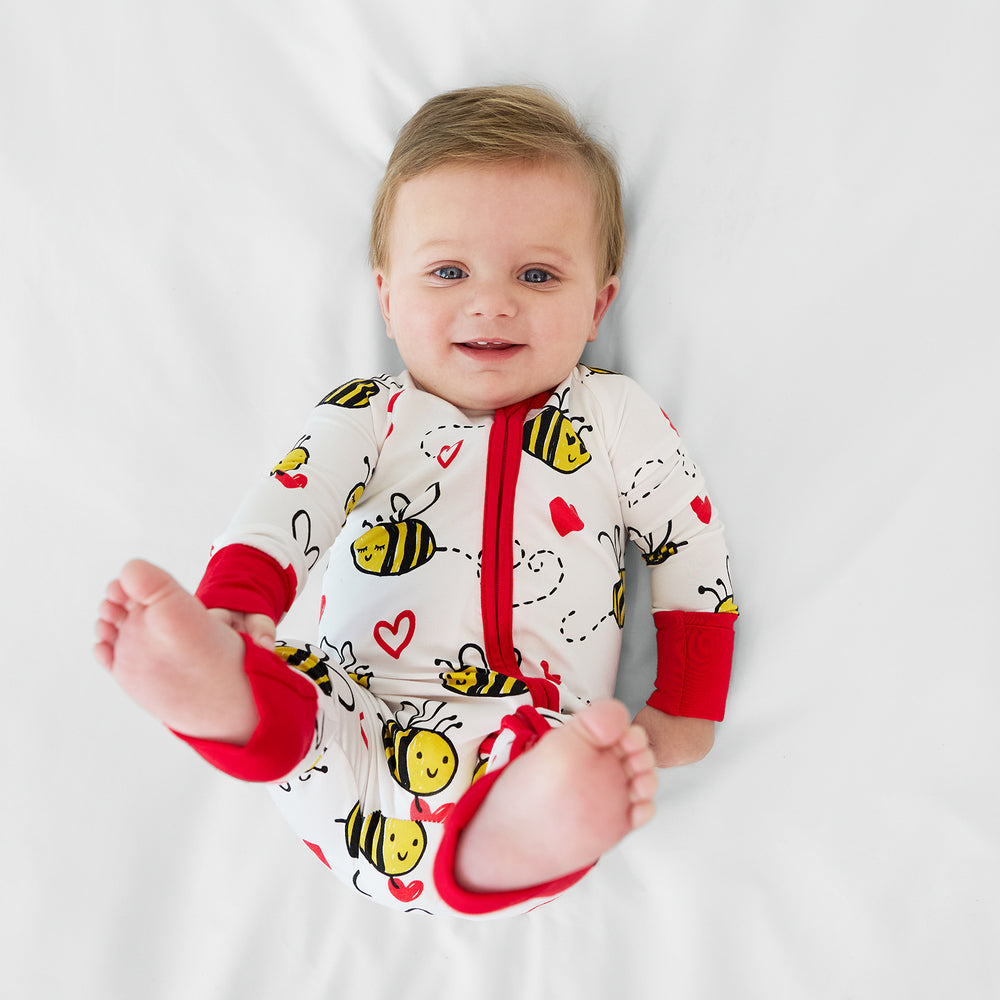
[460,340,518,351]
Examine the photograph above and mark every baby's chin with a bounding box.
[412,374,564,414]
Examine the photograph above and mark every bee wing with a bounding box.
[394,482,441,521]
[626,525,652,554]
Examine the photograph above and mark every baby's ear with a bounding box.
[590,275,620,340]
[374,272,393,335]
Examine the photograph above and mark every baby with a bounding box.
[95,85,737,917]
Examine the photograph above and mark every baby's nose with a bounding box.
[466,278,518,319]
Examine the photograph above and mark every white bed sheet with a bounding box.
[3,1,998,997]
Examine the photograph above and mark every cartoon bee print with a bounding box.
[344,456,373,519]
[600,526,627,628]
[382,701,462,796]
[319,378,382,409]
[275,644,333,696]
[522,388,592,474]
[320,638,374,693]
[351,483,441,577]
[628,521,689,566]
[343,803,426,877]
[698,558,739,614]
[437,643,529,698]
[271,434,311,485]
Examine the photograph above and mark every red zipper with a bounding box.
[480,392,560,710]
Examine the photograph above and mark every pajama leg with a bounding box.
[434,706,595,917]
[175,638,593,916]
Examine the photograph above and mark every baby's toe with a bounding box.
[118,559,178,606]
[619,722,651,756]
[95,617,119,646]
[630,800,656,830]
[629,769,658,803]
[575,699,631,748]
[99,598,128,627]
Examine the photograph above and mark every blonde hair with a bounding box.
[369,85,625,281]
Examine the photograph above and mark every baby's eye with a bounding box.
[520,268,553,284]
[432,265,467,280]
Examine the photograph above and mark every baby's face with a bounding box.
[375,160,619,412]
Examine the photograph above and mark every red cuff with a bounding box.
[171,634,318,782]
[195,544,297,621]
[647,610,737,722]
[433,707,593,915]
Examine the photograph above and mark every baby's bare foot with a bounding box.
[95,559,258,743]
[454,700,657,894]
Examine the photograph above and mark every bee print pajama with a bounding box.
[179,365,738,917]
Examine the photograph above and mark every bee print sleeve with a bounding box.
[196,377,399,619]
[596,373,739,721]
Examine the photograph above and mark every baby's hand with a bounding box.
[632,705,715,768]
[206,608,277,649]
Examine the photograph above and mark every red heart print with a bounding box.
[410,799,455,823]
[303,840,331,868]
[691,495,712,523]
[319,595,327,621]
[276,472,308,489]
[540,659,562,685]
[374,610,415,659]
[549,497,584,536]
[437,440,463,468]
[388,877,424,903]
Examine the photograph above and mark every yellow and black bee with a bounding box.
[582,364,622,375]
[382,702,461,796]
[345,482,365,516]
[698,562,739,615]
[351,484,440,577]
[629,521,689,567]
[319,378,382,409]
[343,802,426,877]
[271,435,310,477]
[437,643,529,698]
[522,404,592,474]
[599,528,626,628]
[344,457,372,519]
[275,644,333,697]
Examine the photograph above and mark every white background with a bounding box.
[2,1,997,997]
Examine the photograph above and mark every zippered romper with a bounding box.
[179,365,737,917]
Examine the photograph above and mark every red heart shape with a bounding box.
[276,472,308,489]
[691,495,712,524]
[410,799,455,823]
[303,840,331,868]
[437,440,463,468]
[374,610,415,659]
[549,497,584,536]
[388,877,424,903]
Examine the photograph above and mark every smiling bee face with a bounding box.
[383,720,458,795]
[522,407,591,473]
[403,730,458,795]
[377,817,427,876]
[344,803,427,877]
[351,520,435,576]
[352,523,391,572]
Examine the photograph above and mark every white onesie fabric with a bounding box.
[193,364,735,916]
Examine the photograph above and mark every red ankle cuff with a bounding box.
[171,634,318,782]
[432,707,594,916]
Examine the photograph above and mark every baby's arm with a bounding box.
[594,375,736,767]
